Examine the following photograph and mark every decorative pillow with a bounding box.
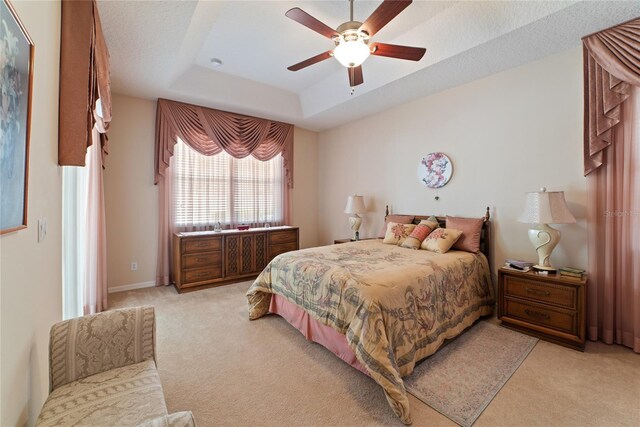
[400,219,439,249]
[382,222,417,246]
[446,216,484,253]
[421,216,440,230]
[421,228,463,253]
[378,215,415,238]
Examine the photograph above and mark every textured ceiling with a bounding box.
[98,0,640,131]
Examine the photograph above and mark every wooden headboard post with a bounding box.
[482,206,492,276]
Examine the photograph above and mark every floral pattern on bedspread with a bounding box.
[247,240,494,424]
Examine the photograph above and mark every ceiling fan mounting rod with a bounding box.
[349,0,354,22]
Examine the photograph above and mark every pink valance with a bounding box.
[154,99,294,187]
[583,18,640,175]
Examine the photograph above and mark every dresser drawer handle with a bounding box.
[195,242,209,247]
[195,271,210,277]
[525,309,550,320]
[526,288,551,297]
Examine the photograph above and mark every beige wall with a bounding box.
[291,127,319,250]
[104,95,159,290]
[317,47,587,274]
[104,95,320,289]
[0,1,62,426]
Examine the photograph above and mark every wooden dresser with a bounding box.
[498,267,587,351]
[172,226,299,293]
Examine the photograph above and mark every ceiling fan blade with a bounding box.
[288,50,334,71]
[285,7,339,39]
[359,0,412,37]
[370,42,426,61]
[348,65,364,87]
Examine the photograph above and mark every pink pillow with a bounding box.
[446,216,484,253]
[400,220,438,250]
[378,215,415,238]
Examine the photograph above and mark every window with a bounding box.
[173,138,283,227]
[62,162,86,319]
[62,100,107,318]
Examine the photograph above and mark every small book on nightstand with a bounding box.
[503,259,534,272]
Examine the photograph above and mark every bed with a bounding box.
[247,210,495,424]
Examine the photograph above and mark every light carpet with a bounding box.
[404,322,537,427]
[110,282,640,427]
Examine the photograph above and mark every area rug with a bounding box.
[404,321,538,427]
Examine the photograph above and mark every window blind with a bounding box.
[174,139,283,227]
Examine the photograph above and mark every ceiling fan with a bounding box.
[286,0,426,94]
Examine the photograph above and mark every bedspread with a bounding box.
[247,240,494,424]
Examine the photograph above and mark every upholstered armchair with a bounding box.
[36,306,195,427]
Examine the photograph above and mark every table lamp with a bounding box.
[344,195,366,240]
[517,187,576,271]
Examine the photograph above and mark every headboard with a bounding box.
[385,206,492,272]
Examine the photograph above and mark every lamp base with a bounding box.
[348,215,362,241]
[528,224,561,270]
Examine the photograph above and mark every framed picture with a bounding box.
[1,0,34,234]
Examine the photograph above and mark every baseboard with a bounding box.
[108,281,156,294]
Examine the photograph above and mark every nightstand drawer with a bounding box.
[504,299,575,334]
[183,252,222,269]
[504,276,576,309]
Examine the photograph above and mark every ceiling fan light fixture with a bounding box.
[333,34,370,68]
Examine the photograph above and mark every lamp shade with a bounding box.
[344,195,366,214]
[517,188,576,224]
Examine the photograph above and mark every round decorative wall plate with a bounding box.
[418,152,453,188]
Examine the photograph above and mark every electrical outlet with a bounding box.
[38,218,47,242]
[130,262,138,271]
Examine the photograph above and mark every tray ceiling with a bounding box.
[98,0,640,131]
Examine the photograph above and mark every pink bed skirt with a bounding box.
[269,294,369,375]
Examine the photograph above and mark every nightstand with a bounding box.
[334,238,378,244]
[334,238,354,244]
[498,267,587,351]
